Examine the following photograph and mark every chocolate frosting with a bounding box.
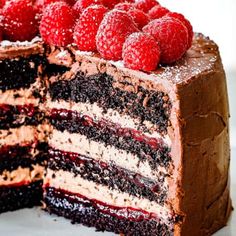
[0,33,232,236]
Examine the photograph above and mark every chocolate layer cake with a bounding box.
[42,33,231,236]
[0,27,232,236]
[0,39,48,212]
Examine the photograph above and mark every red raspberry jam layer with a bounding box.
[50,108,166,150]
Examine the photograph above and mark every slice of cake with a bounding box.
[0,39,48,212]
[43,33,231,235]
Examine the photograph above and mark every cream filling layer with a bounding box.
[0,124,51,146]
[0,79,42,106]
[0,165,44,186]
[45,169,172,221]
[49,130,168,180]
[46,99,171,145]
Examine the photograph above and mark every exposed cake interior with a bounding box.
[0,40,48,213]
[41,43,181,235]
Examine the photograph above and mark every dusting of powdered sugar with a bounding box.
[0,36,42,48]
[109,60,124,68]
[55,49,68,59]
[75,50,94,56]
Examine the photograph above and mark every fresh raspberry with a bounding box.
[143,17,188,64]
[135,0,160,13]
[166,12,193,49]
[73,0,102,15]
[73,5,107,51]
[0,0,6,8]
[114,2,135,11]
[2,0,38,41]
[102,0,134,9]
[128,9,149,29]
[39,2,76,46]
[148,5,169,19]
[96,10,139,60]
[34,0,75,12]
[122,32,160,71]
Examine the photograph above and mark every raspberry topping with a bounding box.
[143,17,188,64]
[135,0,160,13]
[73,0,102,15]
[114,2,135,11]
[0,0,6,8]
[148,5,169,19]
[128,9,150,29]
[167,12,193,49]
[2,0,38,41]
[102,0,134,9]
[122,32,160,71]
[39,2,76,46]
[96,9,139,60]
[35,0,64,12]
[73,4,107,51]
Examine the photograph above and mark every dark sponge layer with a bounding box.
[44,187,174,236]
[47,148,167,204]
[0,55,46,92]
[0,143,48,173]
[0,180,43,213]
[49,72,171,134]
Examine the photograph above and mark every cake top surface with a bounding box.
[150,33,220,85]
[71,33,221,86]
[0,0,221,86]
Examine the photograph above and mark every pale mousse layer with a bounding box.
[49,129,169,181]
[44,169,172,222]
[0,165,44,186]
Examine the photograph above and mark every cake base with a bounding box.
[44,187,174,236]
[0,181,43,213]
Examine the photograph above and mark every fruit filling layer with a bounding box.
[48,72,171,134]
[44,169,172,219]
[0,143,48,172]
[50,110,171,170]
[48,148,168,204]
[0,104,44,129]
[44,187,176,235]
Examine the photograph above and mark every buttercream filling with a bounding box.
[44,169,172,222]
[45,99,171,145]
[0,124,51,146]
[49,129,168,180]
[0,165,44,186]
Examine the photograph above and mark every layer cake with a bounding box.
[0,0,232,235]
[42,34,231,236]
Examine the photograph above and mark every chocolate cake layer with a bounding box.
[50,116,171,170]
[0,143,48,172]
[46,64,70,77]
[0,104,44,129]
[44,187,174,236]
[0,55,46,92]
[48,72,171,134]
[47,148,167,204]
[0,180,42,213]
